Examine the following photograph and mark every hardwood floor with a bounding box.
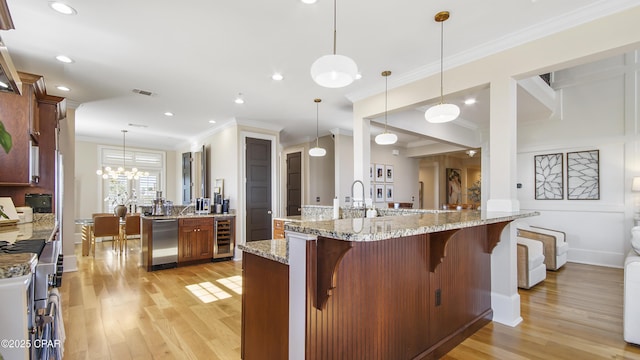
[60,239,640,359]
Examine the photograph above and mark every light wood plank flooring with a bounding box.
[60,239,640,359]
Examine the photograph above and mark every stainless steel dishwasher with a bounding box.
[151,218,178,270]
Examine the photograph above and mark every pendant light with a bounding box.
[309,99,327,157]
[375,70,398,145]
[425,11,460,123]
[96,130,148,180]
[310,0,358,88]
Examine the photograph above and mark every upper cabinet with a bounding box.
[0,72,65,186]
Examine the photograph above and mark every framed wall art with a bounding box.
[369,163,374,181]
[385,165,394,183]
[446,168,462,204]
[385,184,394,202]
[375,164,384,182]
[567,150,599,200]
[534,153,563,200]
[375,184,384,202]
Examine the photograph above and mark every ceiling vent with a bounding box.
[128,123,148,128]
[132,88,155,96]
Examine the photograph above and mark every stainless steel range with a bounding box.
[0,229,64,360]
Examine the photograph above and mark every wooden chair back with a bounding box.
[125,215,141,236]
[93,216,120,237]
[388,202,414,209]
[92,212,114,219]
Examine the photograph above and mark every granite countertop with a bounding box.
[285,210,539,242]
[0,221,56,242]
[0,253,38,279]
[238,239,288,265]
[273,215,302,222]
[0,220,57,279]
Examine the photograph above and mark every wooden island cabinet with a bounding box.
[178,217,214,263]
[240,210,537,360]
[141,214,236,271]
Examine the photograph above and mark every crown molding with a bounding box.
[346,0,640,103]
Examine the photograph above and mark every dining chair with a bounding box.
[83,213,115,256]
[122,214,141,253]
[92,215,120,256]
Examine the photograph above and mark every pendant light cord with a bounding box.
[384,74,388,131]
[316,100,320,147]
[332,0,337,55]
[439,20,444,104]
[122,130,126,171]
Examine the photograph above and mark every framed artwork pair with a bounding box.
[534,150,600,200]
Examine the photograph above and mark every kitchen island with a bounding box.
[240,209,537,360]
[141,213,236,271]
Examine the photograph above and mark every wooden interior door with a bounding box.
[246,137,272,242]
[286,152,302,216]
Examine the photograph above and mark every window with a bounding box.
[98,146,165,212]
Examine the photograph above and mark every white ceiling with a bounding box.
[1,0,636,150]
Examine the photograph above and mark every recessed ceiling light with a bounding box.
[55,55,74,63]
[56,85,70,91]
[301,0,317,4]
[272,73,284,81]
[235,93,245,104]
[164,112,174,117]
[464,98,477,105]
[209,120,216,124]
[49,2,77,15]
[355,72,362,80]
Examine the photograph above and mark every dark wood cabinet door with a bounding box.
[0,83,31,184]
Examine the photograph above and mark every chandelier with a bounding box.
[96,130,148,180]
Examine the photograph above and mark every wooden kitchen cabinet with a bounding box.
[178,218,213,264]
[273,219,285,239]
[0,71,65,206]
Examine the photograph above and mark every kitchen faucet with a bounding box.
[351,180,365,217]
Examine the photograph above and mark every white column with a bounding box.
[60,107,77,272]
[487,77,519,212]
[352,114,371,203]
[487,77,521,326]
[287,231,317,360]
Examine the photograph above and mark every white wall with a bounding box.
[517,52,639,268]
[419,160,438,209]
[74,141,100,219]
[370,144,419,208]
[335,133,353,206]
[308,135,335,206]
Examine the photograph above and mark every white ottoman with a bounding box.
[516,237,546,289]
[625,250,640,345]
